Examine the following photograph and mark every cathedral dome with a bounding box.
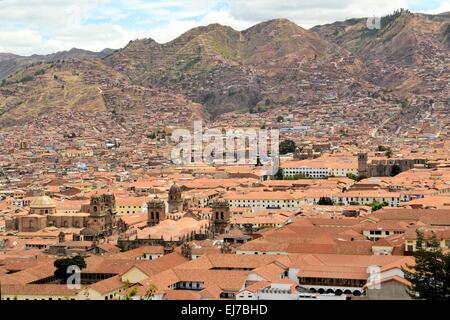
[148,195,164,207]
[169,183,181,194]
[30,195,56,209]
[169,182,182,201]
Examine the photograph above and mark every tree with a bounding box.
[369,202,388,211]
[400,97,409,111]
[19,75,35,83]
[54,255,86,283]
[123,279,138,300]
[357,173,368,181]
[34,69,45,76]
[318,197,334,205]
[390,164,402,177]
[385,149,393,158]
[287,173,307,180]
[126,287,138,300]
[143,284,158,300]
[403,230,450,300]
[279,140,296,155]
[347,173,367,182]
[276,115,284,123]
[275,168,284,180]
[377,145,392,157]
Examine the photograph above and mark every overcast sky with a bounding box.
[0,0,448,55]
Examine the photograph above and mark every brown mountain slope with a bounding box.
[312,10,449,94]
[312,10,442,65]
[0,13,446,126]
[0,48,115,80]
[106,19,356,116]
[0,59,205,126]
[240,19,330,68]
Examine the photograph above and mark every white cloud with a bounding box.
[147,10,253,43]
[0,0,106,30]
[420,2,450,14]
[227,0,412,28]
[0,29,43,53]
[0,0,118,55]
[44,24,148,53]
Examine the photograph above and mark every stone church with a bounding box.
[146,182,231,232]
[17,191,118,240]
[358,152,427,177]
[147,182,192,225]
[211,197,231,235]
[76,193,118,240]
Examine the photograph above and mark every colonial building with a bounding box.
[147,195,166,226]
[211,197,231,235]
[16,191,120,236]
[117,186,211,251]
[358,153,426,177]
[168,183,184,213]
[78,193,118,240]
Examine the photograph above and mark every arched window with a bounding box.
[151,212,154,220]
[221,212,224,220]
[215,212,219,220]
[156,212,160,219]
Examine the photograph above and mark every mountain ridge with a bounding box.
[0,12,448,125]
[0,48,116,80]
